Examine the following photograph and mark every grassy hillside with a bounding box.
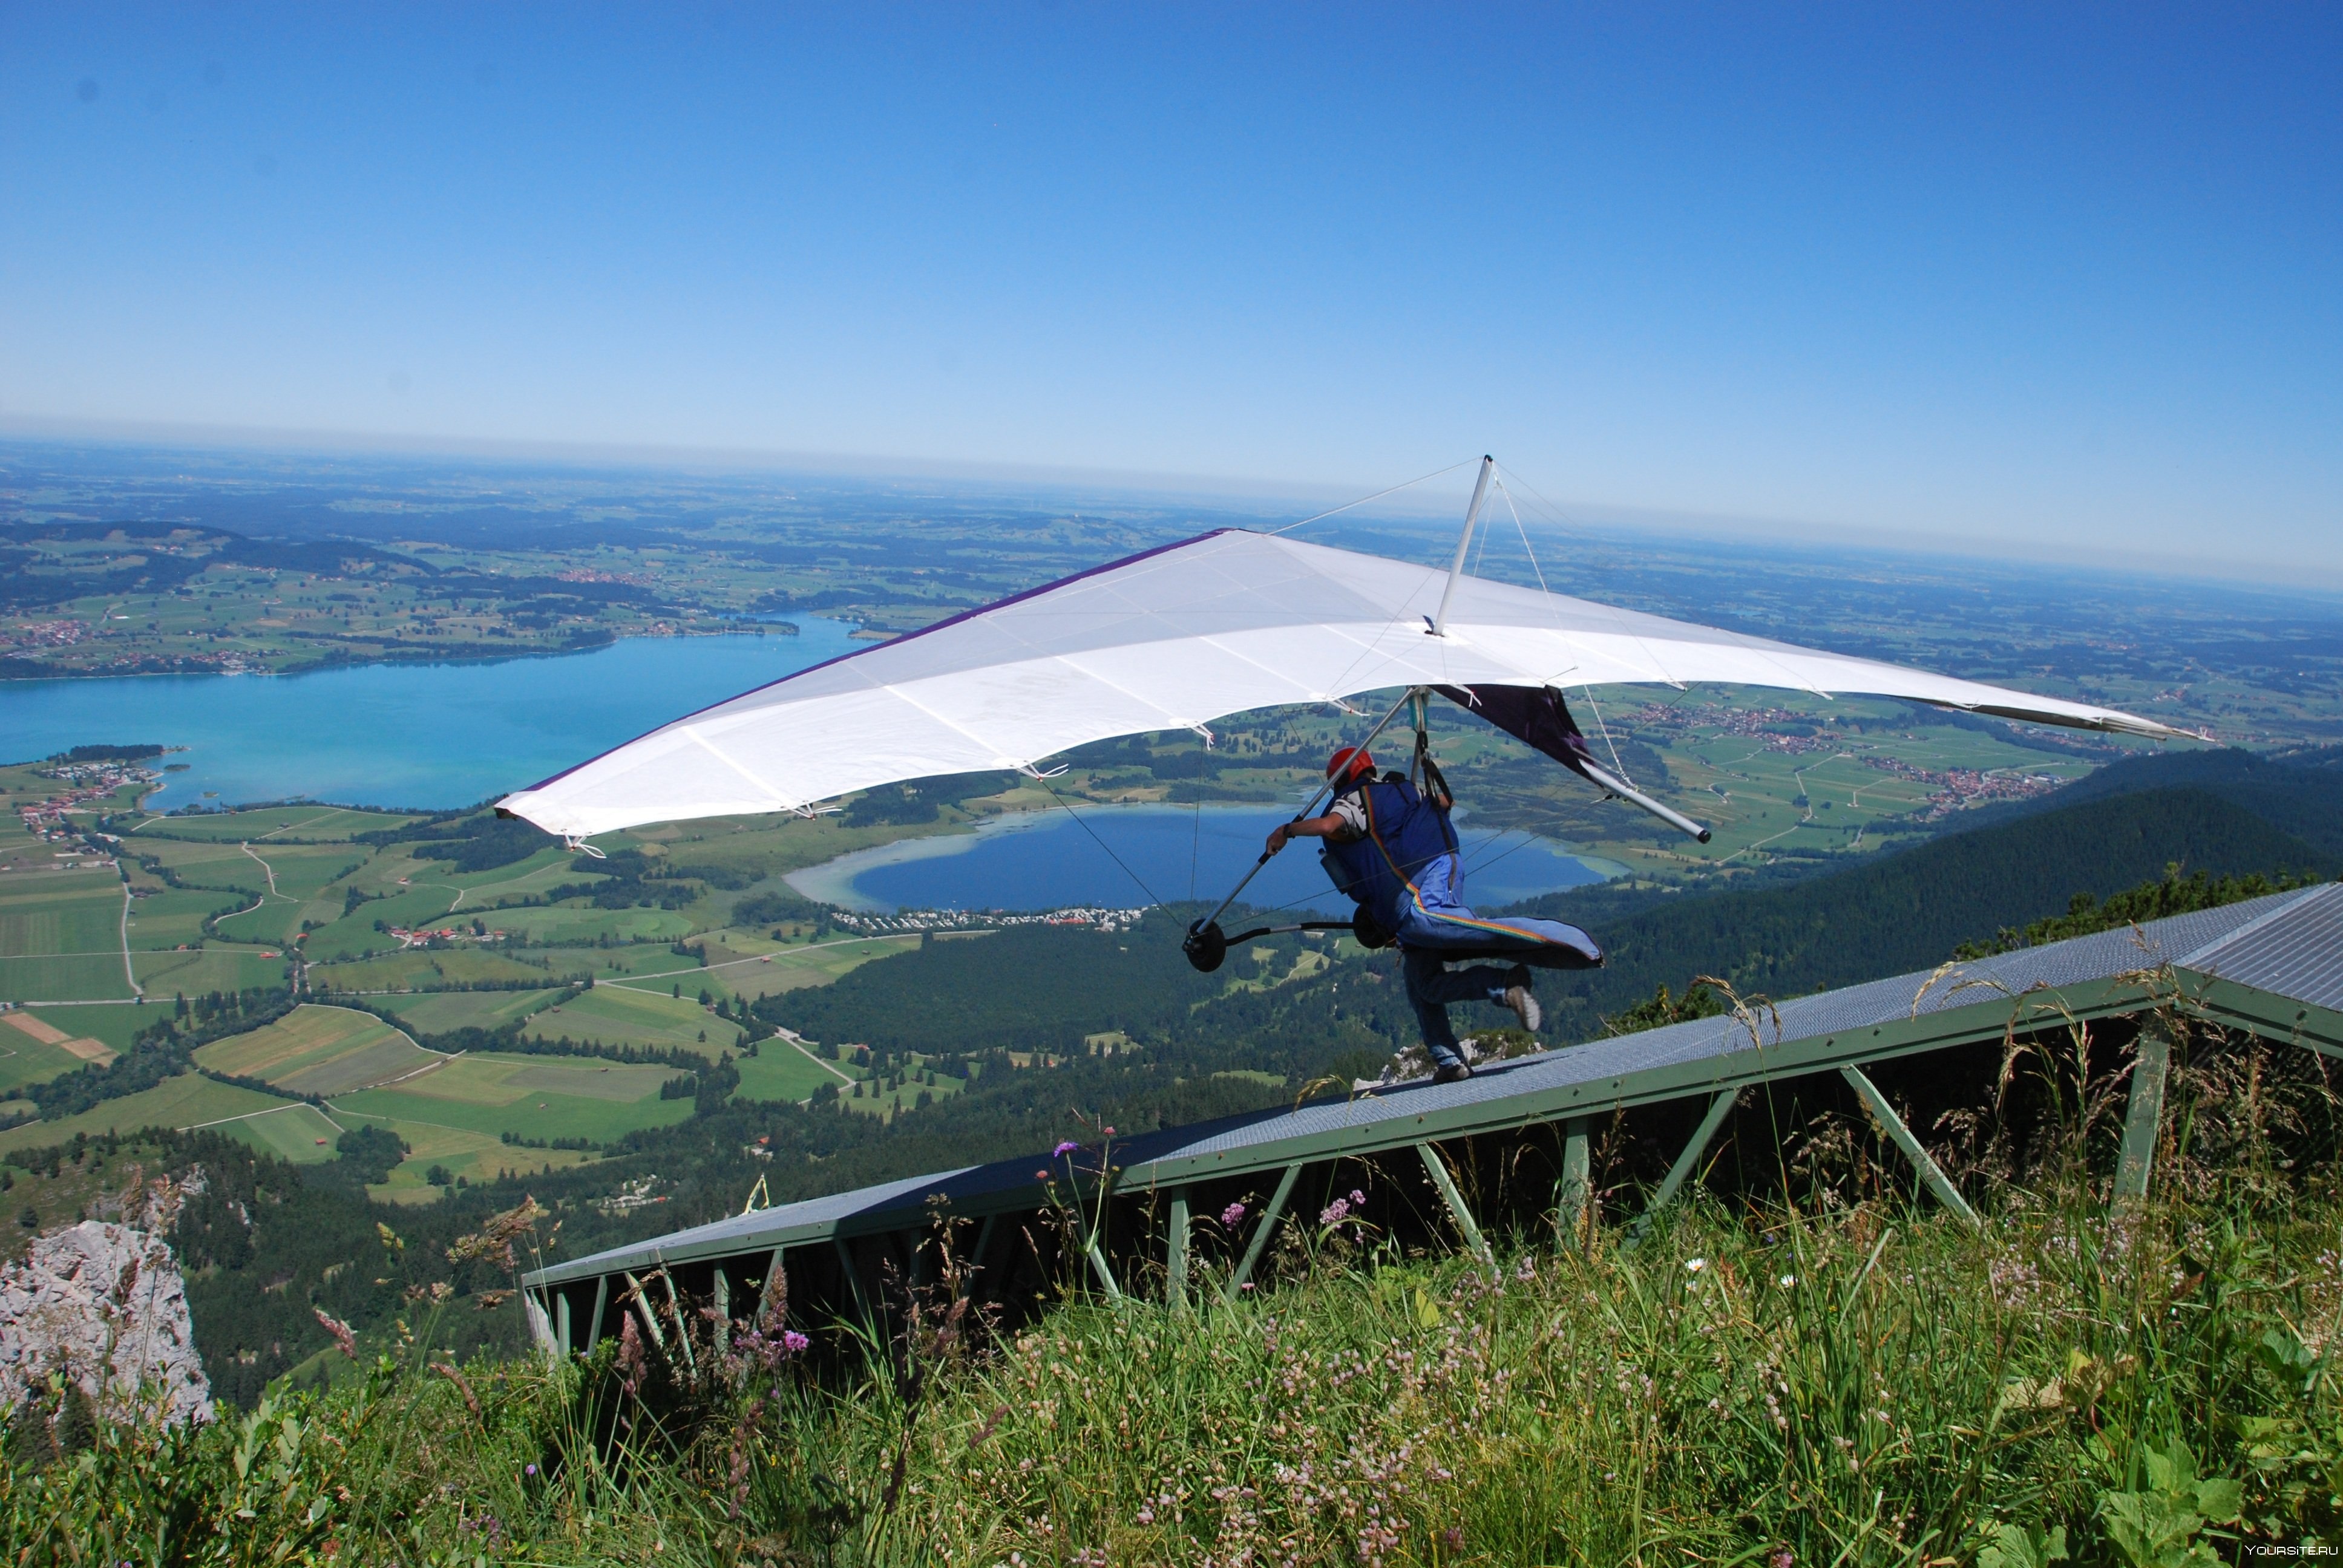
[7,1169,2340,1561]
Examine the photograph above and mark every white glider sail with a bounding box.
[497,528,2179,840]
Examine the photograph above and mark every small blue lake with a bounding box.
[787,804,1614,916]
[0,622,862,811]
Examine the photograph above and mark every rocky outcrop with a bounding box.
[0,1209,213,1427]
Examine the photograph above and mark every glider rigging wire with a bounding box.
[1034,770,1167,909]
[1492,469,1637,787]
[1267,457,1482,537]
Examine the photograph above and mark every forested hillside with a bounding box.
[1965,743,2343,861]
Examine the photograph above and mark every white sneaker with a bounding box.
[1502,983,1541,1033]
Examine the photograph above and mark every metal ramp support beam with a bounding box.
[525,1288,558,1358]
[959,1215,998,1304]
[1226,1161,1305,1302]
[554,1290,571,1355]
[623,1270,667,1356]
[1840,1066,1979,1227]
[1165,1189,1191,1311]
[2113,1024,2172,1203]
[1624,1089,1736,1251]
[585,1276,608,1353]
[663,1270,696,1376]
[1553,1116,1592,1252]
[1416,1142,1492,1264]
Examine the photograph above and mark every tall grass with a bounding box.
[9,1007,2343,1564]
[7,1185,2340,1566]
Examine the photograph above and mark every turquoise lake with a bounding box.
[0,624,863,812]
[1,630,1616,912]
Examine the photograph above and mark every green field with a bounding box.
[309,950,587,993]
[128,837,281,896]
[194,1004,443,1096]
[129,805,422,843]
[329,1111,601,1203]
[0,1071,298,1156]
[399,845,582,904]
[732,1040,844,1103]
[212,1101,344,1165]
[0,1018,100,1099]
[124,886,250,949]
[234,841,375,898]
[10,1001,162,1052]
[131,946,291,998]
[704,934,923,1002]
[519,982,743,1057]
[375,988,570,1036]
[532,945,700,980]
[297,886,477,961]
[481,904,695,947]
[329,1052,693,1143]
[0,873,133,1003]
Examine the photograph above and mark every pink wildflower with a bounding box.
[312,1307,357,1359]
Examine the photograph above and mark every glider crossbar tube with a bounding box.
[1575,756,1714,843]
[1185,688,1420,972]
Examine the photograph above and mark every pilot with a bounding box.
[1266,745,1601,1084]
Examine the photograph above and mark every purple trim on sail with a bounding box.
[508,528,1239,798]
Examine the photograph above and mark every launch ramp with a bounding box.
[524,883,2343,1352]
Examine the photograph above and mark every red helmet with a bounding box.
[1325,746,1375,784]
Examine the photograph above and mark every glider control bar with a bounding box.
[1179,918,1376,975]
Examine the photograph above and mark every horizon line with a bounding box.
[3,410,2338,600]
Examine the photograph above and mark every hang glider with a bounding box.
[497,526,2181,842]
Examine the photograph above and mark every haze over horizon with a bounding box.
[4,4,2337,580]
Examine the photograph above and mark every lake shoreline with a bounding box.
[0,619,867,812]
[785,802,1619,915]
[0,620,814,687]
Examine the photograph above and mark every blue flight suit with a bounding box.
[1323,775,1602,1070]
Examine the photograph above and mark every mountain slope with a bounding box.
[1967,745,2343,861]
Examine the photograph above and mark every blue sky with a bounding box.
[2,4,2336,577]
